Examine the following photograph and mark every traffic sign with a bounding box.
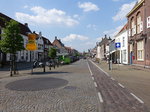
[115,42,121,48]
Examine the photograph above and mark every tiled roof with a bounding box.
[118,23,128,34]
[99,35,111,46]
[0,13,31,36]
[42,36,53,45]
[52,37,64,47]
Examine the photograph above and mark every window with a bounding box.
[122,37,125,47]
[130,44,133,52]
[137,40,144,61]
[137,13,141,34]
[131,18,135,36]
[123,50,127,62]
[147,16,150,28]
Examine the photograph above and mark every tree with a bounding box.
[48,48,57,70]
[48,48,56,59]
[0,19,24,76]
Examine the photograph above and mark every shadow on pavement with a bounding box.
[5,77,68,91]
[31,71,70,75]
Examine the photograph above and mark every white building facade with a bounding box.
[96,45,101,59]
[115,24,128,64]
[120,30,128,64]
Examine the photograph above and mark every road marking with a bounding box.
[111,77,115,81]
[94,82,98,87]
[87,62,93,76]
[90,60,110,77]
[118,83,125,88]
[98,92,103,103]
[130,93,144,104]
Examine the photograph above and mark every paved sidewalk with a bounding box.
[94,60,150,111]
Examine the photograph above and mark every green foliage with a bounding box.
[0,19,24,54]
[48,47,57,59]
[74,52,80,56]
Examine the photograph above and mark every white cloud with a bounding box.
[23,5,29,9]
[87,24,97,30]
[15,6,79,27]
[103,25,124,37]
[112,0,122,2]
[73,14,81,20]
[78,2,99,12]
[112,1,136,21]
[85,42,95,45]
[62,34,89,42]
[73,14,79,18]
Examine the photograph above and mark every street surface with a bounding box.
[95,60,150,111]
[0,59,149,112]
[88,60,149,112]
[0,60,101,112]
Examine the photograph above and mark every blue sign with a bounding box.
[115,42,121,48]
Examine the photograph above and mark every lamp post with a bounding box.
[43,43,46,72]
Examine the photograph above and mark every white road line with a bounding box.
[118,83,125,88]
[111,77,115,81]
[87,62,93,76]
[98,92,103,103]
[90,60,110,77]
[94,82,98,87]
[130,93,144,104]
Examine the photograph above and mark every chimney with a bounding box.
[24,23,28,27]
[55,36,57,40]
[109,36,111,40]
[39,32,42,37]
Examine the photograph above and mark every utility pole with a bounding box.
[109,52,111,70]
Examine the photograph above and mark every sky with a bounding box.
[0,0,137,52]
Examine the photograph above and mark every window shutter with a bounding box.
[133,27,135,35]
[128,29,131,37]
[140,21,143,32]
[134,25,136,35]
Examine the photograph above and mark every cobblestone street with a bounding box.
[1,59,150,112]
[0,60,101,112]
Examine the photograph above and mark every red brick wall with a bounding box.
[127,1,150,66]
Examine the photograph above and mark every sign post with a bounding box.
[115,42,121,69]
[26,33,37,74]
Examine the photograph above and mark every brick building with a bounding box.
[42,36,53,60]
[52,37,68,56]
[97,35,111,60]
[127,0,150,67]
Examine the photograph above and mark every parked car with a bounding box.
[33,61,44,68]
